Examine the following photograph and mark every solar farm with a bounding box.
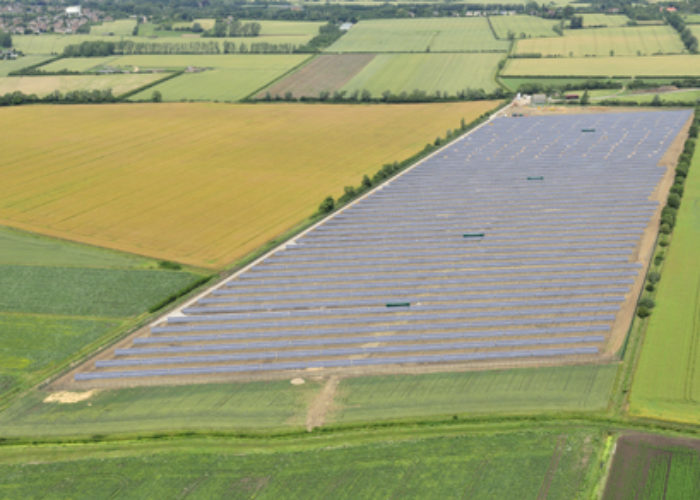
[72,109,691,384]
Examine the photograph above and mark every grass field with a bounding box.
[0,73,164,97]
[690,25,700,40]
[628,146,700,425]
[340,52,503,96]
[258,54,375,98]
[326,18,510,53]
[503,55,700,77]
[685,14,700,24]
[593,89,700,104]
[488,15,559,39]
[0,226,204,401]
[515,26,686,57]
[90,19,137,36]
[39,56,119,72]
[580,14,630,27]
[0,428,603,498]
[120,54,310,101]
[0,55,52,76]
[603,434,700,499]
[329,365,617,424]
[0,101,498,268]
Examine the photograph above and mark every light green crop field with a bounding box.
[90,19,137,36]
[329,364,617,424]
[0,428,604,498]
[629,147,700,425]
[341,52,502,96]
[326,17,510,53]
[685,14,700,24]
[11,35,121,54]
[515,26,686,57]
[0,73,164,97]
[488,15,560,39]
[690,25,700,39]
[257,20,324,36]
[580,14,630,27]
[0,55,52,76]
[593,89,700,104]
[122,54,309,101]
[38,56,120,72]
[503,55,700,77]
[0,226,205,402]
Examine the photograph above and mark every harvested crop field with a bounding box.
[0,73,163,96]
[326,17,509,53]
[340,53,503,96]
[503,55,700,77]
[0,101,497,268]
[70,110,690,385]
[603,433,700,499]
[514,26,686,57]
[258,53,375,98]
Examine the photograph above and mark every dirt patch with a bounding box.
[305,376,339,431]
[43,389,97,404]
[290,377,305,385]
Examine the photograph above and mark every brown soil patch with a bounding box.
[258,53,375,99]
[305,376,339,431]
[43,389,97,404]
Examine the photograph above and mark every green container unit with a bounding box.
[581,128,596,132]
[463,233,485,238]
[386,302,410,308]
[527,176,544,181]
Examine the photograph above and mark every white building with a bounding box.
[65,5,82,16]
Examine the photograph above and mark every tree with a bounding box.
[192,22,203,33]
[579,90,590,105]
[318,196,334,214]
[651,94,662,106]
[151,90,162,102]
[569,16,583,29]
[0,31,11,49]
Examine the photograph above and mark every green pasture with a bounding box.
[341,52,502,96]
[580,14,630,28]
[0,73,164,97]
[39,56,119,72]
[690,25,700,40]
[684,14,700,24]
[0,55,52,76]
[0,226,205,402]
[90,19,137,36]
[0,428,604,498]
[329,364,617,424]
[629,146,700,425]
[326,17,510,53]
[257,20,324,37]
[515,26,686,57]
[488,15,560,39]
[126,54,309,101]
[136,22,181,37]
[593,89,700,104]
[503,55,700,77]
[11,35,125,55]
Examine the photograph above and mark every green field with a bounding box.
[0,73,164,97]
[90,19,138,36]
[515,26,686,57]
[503,55,700,77]
[329,364,617,424]
[0,428,604,498]
[593,89,700,104]
[326,18,510,53]
[690,25,700,40]
[0,56,52,76]
[488,15,559,39]
[39,56,119,72]
[629,144,700,425]
[340,52,502,97]
[580,14,630,27]
[0,226,204,401]
[121,54,309,101]
[603,434,700,499]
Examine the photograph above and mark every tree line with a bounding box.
[259,87,510,104]
[0,89,117,106]
[666,12,699,53]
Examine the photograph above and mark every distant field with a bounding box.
[629,146,700,425]
[0,429,604,498]
[503,55,700,77]
[0,226,204,401]
[329,365,617,424]
[340,52,503,96]
[0,55,52,76]
[603,434,700,499]
[257,20,324,36]
[0,73,163,97]
[121,54,309,101]
[326,18,510,53]
[90,19,137,36]
[685,14,700,24]
[488,15,559,39]
[39,56,119,72]
[690,25,700,39]
[515,26,686,57]
[594,89,700,104]
[259,53,375,98]
[580,14,630,27]
[0,101,498,268]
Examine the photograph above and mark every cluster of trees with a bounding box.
[666,12,699,53]
[629,78,700,90]
[63,41,116,57]
[222,41,296,54]
[261,87,509,104]
[203,19,261,37]
[637,111,699,318]
[63,40,227,56]
[0,30,11,49]
[317,111,494,215]
[0,89,116,106]
[297,22,343,53]
[517,80,622,95]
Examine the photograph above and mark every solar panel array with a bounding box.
[75,109,692,382]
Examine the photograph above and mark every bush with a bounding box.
[660,223,672,234]
[648,271,661,284]
[658,237,669,247]
[158,260,182,270]
[639,297,656,309]
[667,193,681,209]
[645,283,655,292]
[637,306,651,318]
[654,252,664,265]
[670,183,684,196]
[318,196,334,214]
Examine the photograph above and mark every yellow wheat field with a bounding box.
[0,102,498,268]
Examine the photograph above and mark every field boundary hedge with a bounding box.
[118,70,184,100]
